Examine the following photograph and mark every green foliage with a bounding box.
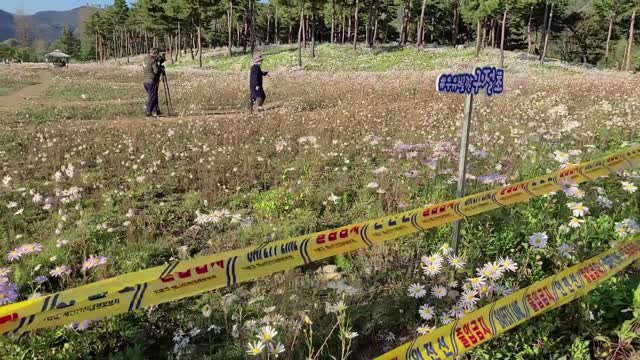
[52,26,82,59]
[79,39,97,61]
[0,43,16,59]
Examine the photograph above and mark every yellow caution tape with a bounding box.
[376,237,640,360]
[0,146,639,334]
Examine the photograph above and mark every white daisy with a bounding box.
[529,232,548,248]
[408,283,427,298]
[419,304,435,320]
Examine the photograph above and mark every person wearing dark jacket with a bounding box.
[249,54,268,112]
[143,48,162,117]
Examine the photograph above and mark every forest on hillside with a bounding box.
[2,0,639,70]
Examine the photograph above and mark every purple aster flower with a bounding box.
[396,144,416,152]
[478,173,507,185]
[0,267,10,278]
[0,282,19,305]
[559,178,580,197]
[20,243,43,255]
[7,248,23,262]
[34,275,49,285]
[50,265,72,277]
[76,320,92,331]
[473,150,488,159]
[82,255,107,271]
[421,159,437,169]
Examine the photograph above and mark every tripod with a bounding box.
[160,68,173,115]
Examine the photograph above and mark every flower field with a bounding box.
[0,50,639,359]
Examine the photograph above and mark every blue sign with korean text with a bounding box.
[437,67,504,96]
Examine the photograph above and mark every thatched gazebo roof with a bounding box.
[45,49,70,61]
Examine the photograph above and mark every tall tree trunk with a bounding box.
[342,12,346,44]
[490,19,495,48]
[452,4,459,44]
[194,31,199,56]
[348,14,352,41]
[540,0,550,58]
[228,1,233,56]
[303,14,307,48]
[540,2,554,65]
[145,31,149,54]
[407,0,414,43]
[626,7,637,71]
[168,35,174,64]
[190,33,195,59]
[250,0,256,54]
[400,0,409,44]
[289,23,292,44]
[417,0,427,47]
[331,0,336,43]
[475,19,482,57]
[432,16,436,43]
[275,6,279,45]
[385,21,389,42]
[198,17,203,68]
[372,0,379,46]
[266,13,271,44]
[112,31,117,59]
[374,17,378,46]
[178,22,181,58]
[237,22,241,47]
[500,8,507,68]
[366,11,371,46]
[95,31,98,62]
[298,7,304,67]
[125,27,131,63]
[605,16,613,59]
[481,24,487,50]
[312,13,316,57]
[353,0,359,50]
[243,13,248,53]
[527,5,533,54]
[174,35,179,62]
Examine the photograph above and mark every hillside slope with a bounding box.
[0,6,98,44]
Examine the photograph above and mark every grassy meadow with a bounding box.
[0,46,639,359]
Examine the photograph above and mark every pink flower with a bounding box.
[7,248,23,262]
[50,265,72,277]
[20,243,43,255]
[82,255,108,271]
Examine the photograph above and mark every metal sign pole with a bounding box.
[451,93,473,256]
[437,66,503,256]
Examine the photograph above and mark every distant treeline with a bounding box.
[8,0,640,70]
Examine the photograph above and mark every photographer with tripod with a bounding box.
[142,48,165,118]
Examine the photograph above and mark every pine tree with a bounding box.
[55,26,81,59]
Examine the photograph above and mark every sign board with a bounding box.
[436,66,504,96]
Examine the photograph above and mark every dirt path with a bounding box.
[0,70,53,110]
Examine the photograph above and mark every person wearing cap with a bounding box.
[143,48,162,117]
[249,54,268,112]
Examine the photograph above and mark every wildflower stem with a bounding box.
[312,321,339,360]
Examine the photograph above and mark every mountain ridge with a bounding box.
[0,6,99,45]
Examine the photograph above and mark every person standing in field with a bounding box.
[142,48,162,117]
[249,54,269,112]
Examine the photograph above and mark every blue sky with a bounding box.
[1,1,135,14]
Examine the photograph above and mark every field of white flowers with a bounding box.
[0,50,639,359]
